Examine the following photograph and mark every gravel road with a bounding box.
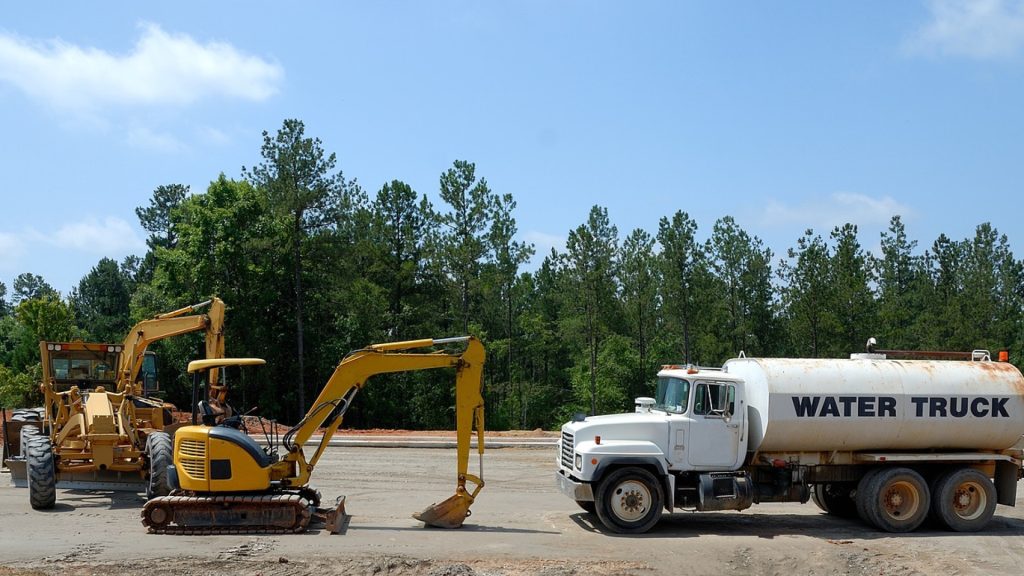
[2,444,1024,575]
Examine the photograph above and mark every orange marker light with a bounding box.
[595,435,601,445]
[591,458,598,466]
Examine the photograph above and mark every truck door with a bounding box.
[687,381,743,468]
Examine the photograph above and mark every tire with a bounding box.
[26,435,56,510]
[931,468,996,532]
[594,467,663,534]
[19,425,39,458]
[810,484,830,513]
[575,500,597,514]
[862,467,930,533]
[12,408,42,422]
[145,432,173,500]
[855,468,882,525]
[813,483,858,518]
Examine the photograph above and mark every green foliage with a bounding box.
[565,334,638,419]
[8,119,1022,432]
[11,296,78,371]
[12,273,58,304]
[0,281,9,317]
[0,363,40,409]
[70,257,132,342]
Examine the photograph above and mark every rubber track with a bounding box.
[142,493,312,535]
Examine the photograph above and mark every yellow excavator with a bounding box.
[141,336,486,534]
[12,297,227,509]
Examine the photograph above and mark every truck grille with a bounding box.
[179,439,206,480]
[560,431,574,469]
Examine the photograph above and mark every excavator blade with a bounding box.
[320,496,348,535]
[412,492,474,529]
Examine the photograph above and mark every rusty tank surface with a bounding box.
[724,354,1024,453]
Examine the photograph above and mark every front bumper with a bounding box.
[555,469,594,501]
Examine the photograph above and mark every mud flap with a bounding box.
[412,490,474,529]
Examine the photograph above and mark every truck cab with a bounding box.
[557,365,753,533]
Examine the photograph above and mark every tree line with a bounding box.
[2,119,1022,430]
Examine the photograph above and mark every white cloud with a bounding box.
[758,192,912,233]
[33,217,145,255]
[523,230,566,258]
[0,23,283,113]
[0,232,26,273]
[905,0,1024,59]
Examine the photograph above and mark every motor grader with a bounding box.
[142,336,486,534]
[9,297,227,509]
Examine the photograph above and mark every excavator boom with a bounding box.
[142,336,486,534]
[118,297,226,394]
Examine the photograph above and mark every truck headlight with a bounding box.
[575,454,582,469]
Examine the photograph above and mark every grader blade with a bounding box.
[412,490,474,529]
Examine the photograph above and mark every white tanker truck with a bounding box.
[556,349,1024,534]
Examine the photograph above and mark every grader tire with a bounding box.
[145,432,173,500]
[26,435,56,510]
[19,425,39,458]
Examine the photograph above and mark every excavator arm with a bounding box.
[143,336,486,534]
[117,297,226,394]
[281,336,486,527]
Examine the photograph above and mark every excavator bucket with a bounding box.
[412,491,475,529]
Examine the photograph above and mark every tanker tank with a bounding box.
[723,356,1024,453]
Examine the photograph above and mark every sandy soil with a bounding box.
[2,445,1024,575]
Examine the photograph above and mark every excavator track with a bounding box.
[142,493,312,535]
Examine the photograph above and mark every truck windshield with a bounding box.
[655,377,690,413]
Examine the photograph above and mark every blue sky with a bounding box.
[2,1,1023,296]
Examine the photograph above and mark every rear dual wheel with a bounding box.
[857,467,929,533]
[810,483,858,518]
[930,468,996,532]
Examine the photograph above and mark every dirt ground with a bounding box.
[2,444,1024,576]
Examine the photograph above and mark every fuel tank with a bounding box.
[723,356,1024,453]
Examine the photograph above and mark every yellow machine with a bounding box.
[14,298,227,509]
[141,336,486,534]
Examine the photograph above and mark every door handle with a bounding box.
[727,423,739,429]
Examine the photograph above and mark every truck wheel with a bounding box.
[145,432,173,500]
[816,483,858,518]
[931,468,996,532]
[810,484,830,513]
[575,500,597,514]
[26,435,56,510]
[594,467,663,534]
[855,469,882,524]
[19,425,39,458]
[862,467,929,532]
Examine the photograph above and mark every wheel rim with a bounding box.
[610,480,650,522]
[951,480,986,521]
[881,480,920,520]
